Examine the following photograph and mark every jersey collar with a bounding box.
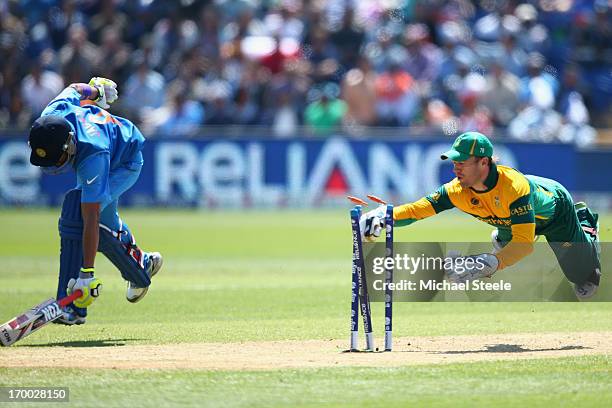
[471,162,498,193]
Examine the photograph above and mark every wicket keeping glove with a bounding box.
[445,253,499,284]
[359,205,387,242]
[67,276,103,308]
[89,77,118,109]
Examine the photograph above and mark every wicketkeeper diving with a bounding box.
[361,131,601,299]
[27,77,163,324]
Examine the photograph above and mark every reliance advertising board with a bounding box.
[0,137,607,207]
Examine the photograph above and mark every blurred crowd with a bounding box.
[0,0,610,144]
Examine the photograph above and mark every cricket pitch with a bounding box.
[1,331,611,371]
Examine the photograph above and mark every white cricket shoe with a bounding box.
[126,252,163,303]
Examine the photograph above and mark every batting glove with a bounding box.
[359,205,386,242]
[89,77,118,109]
[445,253,499,284]
[67,276,103,308]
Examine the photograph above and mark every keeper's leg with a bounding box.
[574,201,600,255]
[545,194,601,299]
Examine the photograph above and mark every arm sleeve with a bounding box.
[77,152,111,205]
[393,185,455,227]
[495,194,536,269]
[41,87,82,116]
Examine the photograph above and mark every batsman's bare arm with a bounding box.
[81,203,100,276]
[69,83,99,101]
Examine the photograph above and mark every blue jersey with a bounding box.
[41,87,145,204]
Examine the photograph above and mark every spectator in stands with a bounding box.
[437,46,477,115]
[272,89,299,138]
[266,67,305,135]
[498,33,529,78]
[362,25,407,74]
[481,61,521,127]
[122,58,166,122]
[402,24,442,84]
[342,57,377,128]
[206,92,234,126]
[259,34,290,75]
[557,65,590,113]
[558,91,597,147]
[424,97,457,134]
[0,10,28,126]
[21,60,64,121]
[148,81,204,137]
[436,20,473,82]
[220,34,249,91]
[231,85,258,125]
[569,3,611,125]
[196,5,221,60]
[59,24,98,83]
[0,0,609,137]
[330,7,364,69]
[89,0,128,45]
[0,65,28,127]
[304,83,347,135]
[557,65,597,146]
[514,3,550,54]
[220,7,266,44]
[570,2,611,67]
[375,61,418,126]
[263,1,305,40]
[458,91,493,136]
[47,0,88,50]
[150,9,197,78]
[94,27,132,81]
[519,52,558,110]
[305,28,340,85]
[509,52,562,143]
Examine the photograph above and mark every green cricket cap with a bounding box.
[441,131,493,162]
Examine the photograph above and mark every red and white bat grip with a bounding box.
[58,289,84,307]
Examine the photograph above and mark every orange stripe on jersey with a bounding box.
[88,110,122,126]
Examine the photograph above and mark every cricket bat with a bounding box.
[0,290,83,347]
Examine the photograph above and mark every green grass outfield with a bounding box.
[0,209,611,407]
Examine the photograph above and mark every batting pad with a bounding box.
[98,223,150,288]
[57,189,87,316]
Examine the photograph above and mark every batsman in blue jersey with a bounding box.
[27,77,163,325]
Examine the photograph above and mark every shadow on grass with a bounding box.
[437,344,588,354]
[23,339,147,348]
[342,344,589,354]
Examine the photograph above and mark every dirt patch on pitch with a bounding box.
[1,331,611,371]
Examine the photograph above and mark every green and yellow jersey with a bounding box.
[394,163,561,269]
